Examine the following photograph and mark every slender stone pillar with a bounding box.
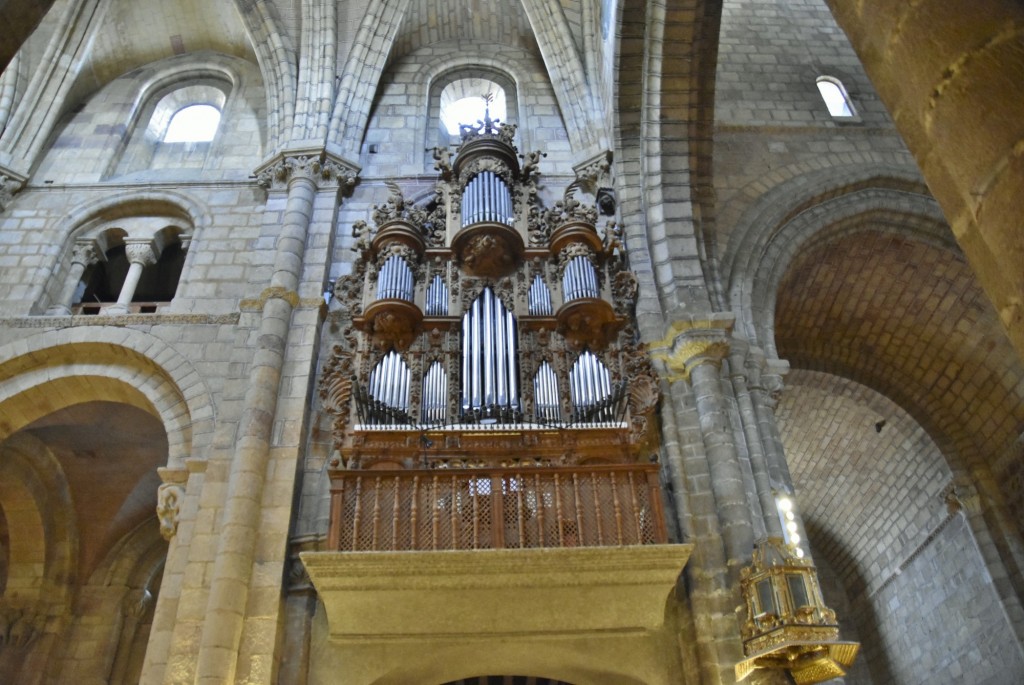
[729,343,783,540]
[193,152,355,685]
[102,240,156,315]
[47,240,99,315]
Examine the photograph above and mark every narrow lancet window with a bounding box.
[816,77,855,118]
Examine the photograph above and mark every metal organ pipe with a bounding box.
[562,256,599,303]
[426,275,448,316]
[460,288,520,420]
[376,255,414,301]
[506,310,517,404]
[461,172,513,227]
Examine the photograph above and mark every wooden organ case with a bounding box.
[319,115,667,553]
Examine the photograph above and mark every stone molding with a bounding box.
[239,286,308,311]
[1,313,241,327]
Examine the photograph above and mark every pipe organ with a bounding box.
[320,111,664,548]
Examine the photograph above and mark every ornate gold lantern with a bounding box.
[736,538,859,685]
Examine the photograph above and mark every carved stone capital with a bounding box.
[942,481,980,515]
[572,150,612,192]
[71,240,102,266]
[0,167,27,212]
[156,482,185,541]
[121,588,153,619]
[124,240,157,266]
[650,315,735,382]
[255,149,359,191]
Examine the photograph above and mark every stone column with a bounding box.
[669,327,755,576]
[192,152,355,685]
[102,240,156,315]
[47,240,100,315]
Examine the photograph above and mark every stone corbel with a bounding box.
[572,150,612,193]
[156,467,188,541]
[0,166,28,213]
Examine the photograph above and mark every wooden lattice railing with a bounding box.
[327,464,667,551]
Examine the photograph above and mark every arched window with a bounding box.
[163,104,221,143]
[440,83,507,135]
[428,70,518,154]
[111,80,229,177]
[816,77,856,118]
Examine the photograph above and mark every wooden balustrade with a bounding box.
[327,463,667,551]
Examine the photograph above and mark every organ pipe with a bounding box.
[461,171,513,227]
[422,362,446,424]
[460,288,520,420]
[529,275,553,315]
[426,274,448,315]
[534,362,559,422]
[562,256,599,303]
[570,351,612,422]
[377,255,414,301]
